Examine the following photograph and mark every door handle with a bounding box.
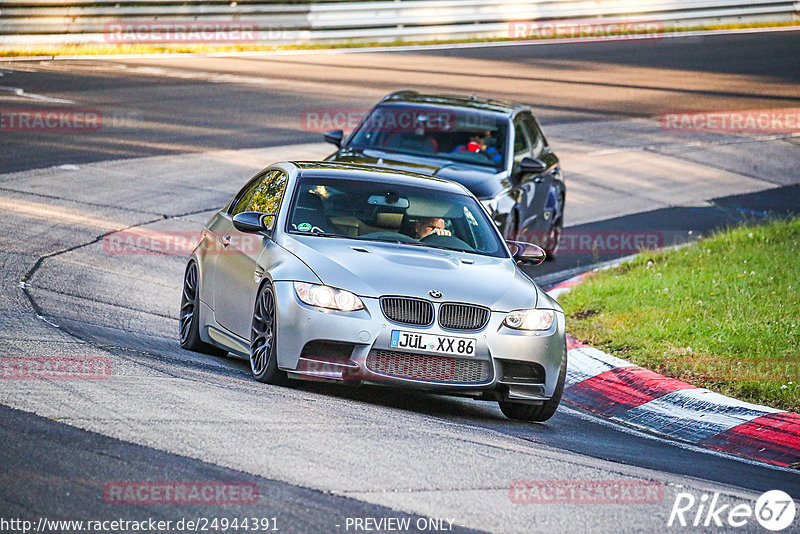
[219,235,231,248]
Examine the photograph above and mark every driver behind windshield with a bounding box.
[451,130,502,162]
[412,217,452,239]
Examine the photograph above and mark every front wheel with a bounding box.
[499,348,567,422]
[250,282,288,384]
[541,216,562,260]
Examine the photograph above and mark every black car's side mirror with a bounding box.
[324,129,344,147]
[507,241,546,265]
[519,156,548,174]
[232,212,274,233]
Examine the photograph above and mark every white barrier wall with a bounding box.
[0,0,797,46]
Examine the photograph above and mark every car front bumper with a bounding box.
[272,281,566,400]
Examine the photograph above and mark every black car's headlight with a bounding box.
[503,309,555,331]
[294,282,364,312]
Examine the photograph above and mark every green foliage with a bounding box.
[560,218,800,411]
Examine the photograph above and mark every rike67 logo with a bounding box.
[668,490,795,531]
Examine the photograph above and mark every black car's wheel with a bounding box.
[179,261,227,355]
[250,282,288,384]
[499,348,567,422]
[541,216,563,259]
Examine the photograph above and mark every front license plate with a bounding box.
[390,330,476,356]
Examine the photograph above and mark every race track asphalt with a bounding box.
[1,31,799,533]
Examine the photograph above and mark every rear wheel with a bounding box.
[499,348,566,422]
[250,282,288,384]
[179,261,227,356]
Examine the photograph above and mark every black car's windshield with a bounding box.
[287,177,508,258]
[347,104,508,170]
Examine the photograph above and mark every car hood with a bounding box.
[278,234,539,311]
[329,149,506,199]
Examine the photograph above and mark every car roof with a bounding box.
[291,161,471,194]
[379,90,524,116]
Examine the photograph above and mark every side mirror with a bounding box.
[324,129,344,147]
[232,211,273,233]
[519,156,548,174]
[507,241,546,265]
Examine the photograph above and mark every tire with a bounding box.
[250,281,288,385]
[541,216,563,260]
[498,348,567,422]
[179,261,228,356]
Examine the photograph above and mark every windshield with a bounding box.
[287,177,509,258]
[347,104,508,170]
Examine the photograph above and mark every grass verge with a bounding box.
[559,218,800,412]
[1,21,798,58]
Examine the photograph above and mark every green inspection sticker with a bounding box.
[297,223,312,232]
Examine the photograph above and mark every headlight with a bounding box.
[503,309,555,331]
[294,282,364,312]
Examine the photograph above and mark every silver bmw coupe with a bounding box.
[180,162,567,421]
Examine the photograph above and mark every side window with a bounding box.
[526,118,545,156]
[247,170,288,229]
[229,173,265,217]
[513,120,531,161]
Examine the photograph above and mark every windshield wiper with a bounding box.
[310,231,344,238]
[291,230,345,239]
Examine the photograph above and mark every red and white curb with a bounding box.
[547,274,800,468]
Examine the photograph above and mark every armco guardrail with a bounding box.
[0,0,797,47]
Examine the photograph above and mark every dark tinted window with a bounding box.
[247,171,288,229]
[523,115,545,156]
[513,120,531,159]
[347,104,508,169]
[230,172,267,216]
